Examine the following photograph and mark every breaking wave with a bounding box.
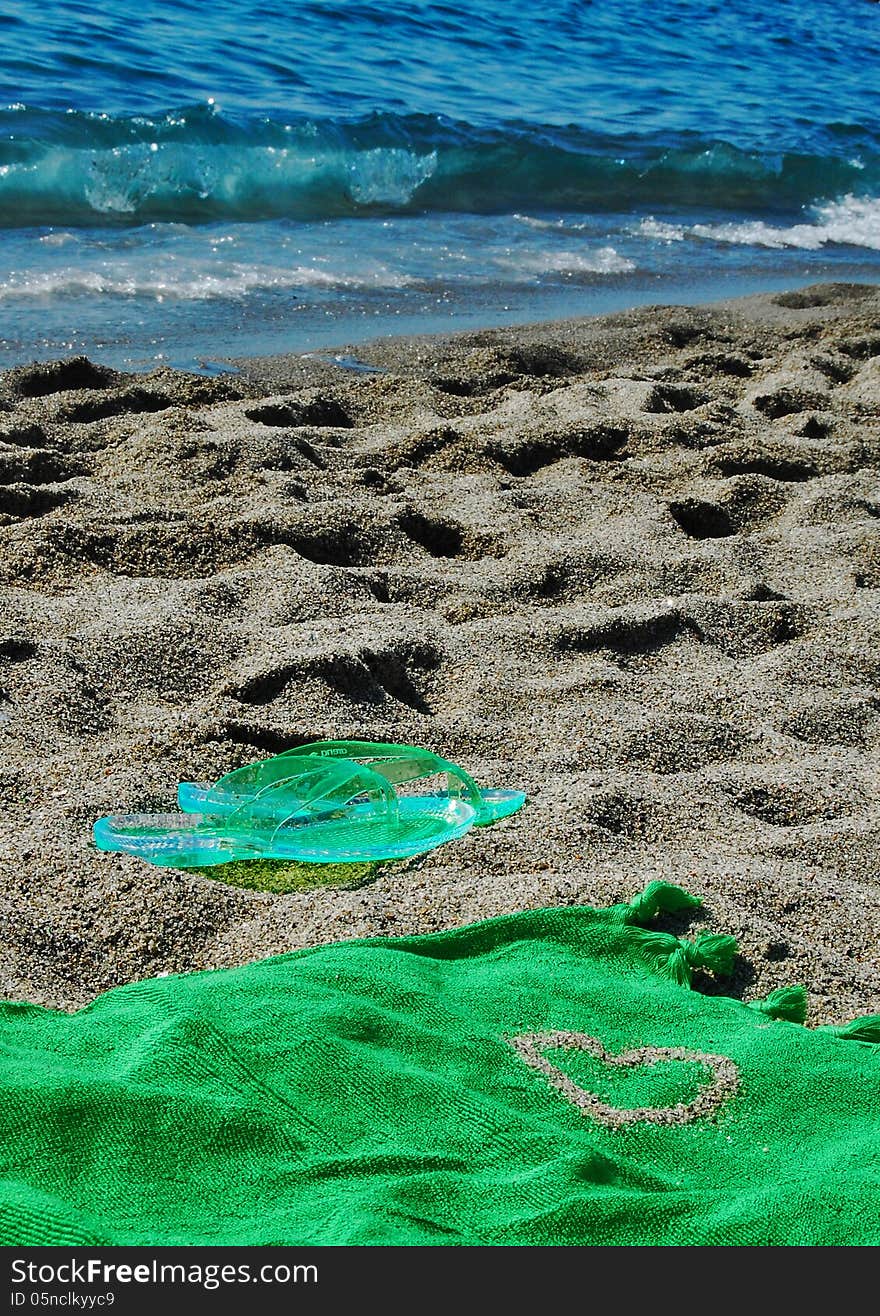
[2,105,879,227]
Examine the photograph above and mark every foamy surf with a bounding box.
[0,200,877,371]
[635,196,880,252]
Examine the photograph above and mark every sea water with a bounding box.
[0,0,878,371]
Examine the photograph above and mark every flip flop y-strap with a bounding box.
[179,750,379,816]
[206,755,399,830]
[279,740,524,825]
[178,742,525,826]
[278,740,485,815]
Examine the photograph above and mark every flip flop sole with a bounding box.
[94,799,475,868]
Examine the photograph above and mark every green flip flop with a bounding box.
[95,754,477,867]
[178,740,525,827]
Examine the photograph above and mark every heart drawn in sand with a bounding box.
[509,1031,740,1128]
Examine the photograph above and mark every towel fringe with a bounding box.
[821,1015,880,1044]
[748,986,808,1024]
[618,885,874,1040]
[618,881,703,926]
[631,928,738,987]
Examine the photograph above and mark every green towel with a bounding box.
[0,882,877,1246]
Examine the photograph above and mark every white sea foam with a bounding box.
[513,214,593,233]
[693,195,880,251]
[632,195,880,252]
[634,217,686,241]
[509,246,636,276]
[0,261,415,301]
[0,239,631,305]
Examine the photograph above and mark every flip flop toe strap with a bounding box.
[218,757,399,841]
[279,740,486,817]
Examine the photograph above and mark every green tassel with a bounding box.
[619,881,703,926]
[822,1015,880,1044]
[632,927,737,987]
[664,944,694,987]
[632,929,691,984]
[748,986,808,1024]
[685,931,738,977]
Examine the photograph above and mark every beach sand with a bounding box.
[0,281,878,1023]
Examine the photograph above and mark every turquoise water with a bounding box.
[1,0,879,369]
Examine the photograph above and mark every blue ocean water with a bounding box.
[0,0,879,370]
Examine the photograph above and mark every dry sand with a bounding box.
[0,281,878,1024]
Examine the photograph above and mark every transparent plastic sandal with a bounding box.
[178,740,525,827]
[95,755,477,868]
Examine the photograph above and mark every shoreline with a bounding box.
[0,281,878,1023]
[227,278,880,395]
